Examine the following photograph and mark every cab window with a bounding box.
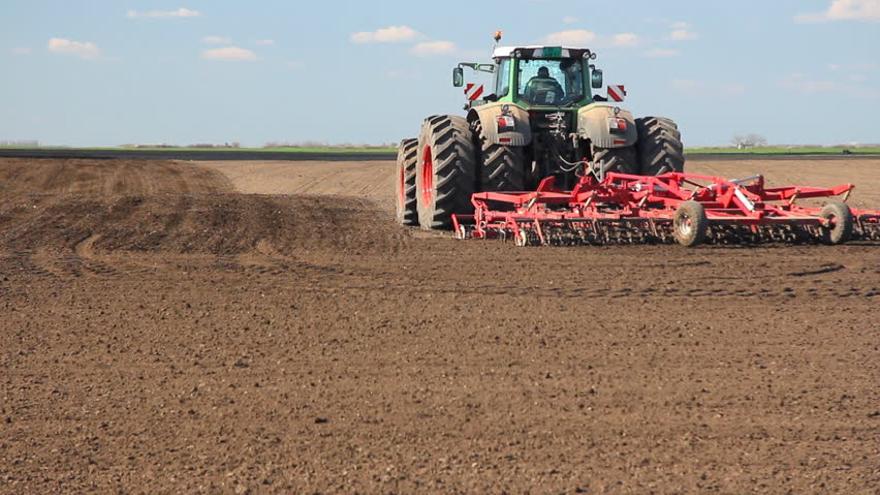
[517,59,584,106]
[495,59,511,98]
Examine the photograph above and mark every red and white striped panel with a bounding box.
[607,85,627,102]
[465,83,484,102]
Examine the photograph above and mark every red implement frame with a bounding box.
[452,172,880,247]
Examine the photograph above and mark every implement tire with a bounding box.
[592,145,639,176]
[395,138,419,226]
[636,117,685,175]
[673,201,708,247]
[819,202,854,245]
[472,119,527,192]
[416,115,477,230]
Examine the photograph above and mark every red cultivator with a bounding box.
[452,172,880,247]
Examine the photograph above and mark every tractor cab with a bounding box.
[454,46,603,109]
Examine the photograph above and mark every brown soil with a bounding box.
[1,158,878,494]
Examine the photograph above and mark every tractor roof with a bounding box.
[492,46,594,60]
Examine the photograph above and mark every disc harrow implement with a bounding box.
[452,172,880,247]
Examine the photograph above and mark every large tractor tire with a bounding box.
[592,145,639,176]
[416,115,477,230]
[395,138,419,226]
[635,117,685,175]
[472,119,527,191]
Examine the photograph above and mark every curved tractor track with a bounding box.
[1,157,879,494]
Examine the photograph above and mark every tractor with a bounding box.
[395,41,685,230]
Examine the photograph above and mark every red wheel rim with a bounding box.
[421,145,434,205]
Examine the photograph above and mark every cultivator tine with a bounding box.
[854,214,880,241]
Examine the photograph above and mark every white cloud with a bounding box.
[644,48,680,58]
[126,8,201,19]
[611,33,640,47]
[47,38,101,59]
[562,16,579,24]
[201,46,257,62]
[410,41,456,56]
[202,35,231,45]
[670,29,699,41]
[350,26,420,44]
[11,47,32,56]
[671,21,690,30]
[795,0,880,22]
[255,39,275,46]
[779,73,839,93]
[543,29,597,45]
[671,79,747,97]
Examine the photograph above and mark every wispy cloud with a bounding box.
[202,46,257,62]
[562,16,579,25]
[410,41,456,56]
[350,26,420,44]
[611,33,640,47]
[47,38,100,59]
[795,0,880,23]
[671,79,746,96]
[11,47,32,56]
[644,48,680,58]
[127,8,200,19]
[543,30,597,45]
[778,72,879,99]
[255,39,275,46]
[668,21,699,41]
[202,35,232,45]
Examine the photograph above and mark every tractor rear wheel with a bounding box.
[592,145,639,176]
[395,138,419,226]
[636,117,685,175]
[473,119,527,191]
[416,115,477,230]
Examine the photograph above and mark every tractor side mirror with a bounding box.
[591,68,604,89]
[453,68,464,87]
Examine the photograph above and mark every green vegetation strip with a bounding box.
[687,146,880,155]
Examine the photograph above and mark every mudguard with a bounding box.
[468,102,532,146]
[577,103,637,148]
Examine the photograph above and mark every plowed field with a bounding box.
[1,158,878,494]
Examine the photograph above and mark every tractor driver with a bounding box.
[524,66,565,105]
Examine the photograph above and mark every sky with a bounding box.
[1,0,879,147]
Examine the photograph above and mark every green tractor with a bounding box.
[396,43,685,229]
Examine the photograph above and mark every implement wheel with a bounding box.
[819,202,854,245]
[673,201,708,247]
[636,116,685,175]
[395,138,419,226]
[416,115,477,230]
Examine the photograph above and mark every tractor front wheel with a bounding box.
[416,115,477,230]
[592,145,639,177]
[473,119,527,192]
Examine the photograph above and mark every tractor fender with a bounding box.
[468,103,532,146]
[577,103,637,148]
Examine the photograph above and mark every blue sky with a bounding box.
[1,0,878,147]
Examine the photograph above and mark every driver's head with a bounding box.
[538,66,550,78]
